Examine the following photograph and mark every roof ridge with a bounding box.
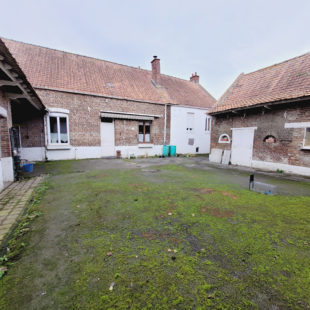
[244,51,310,76]
[1,37,209,87]
[1,36,153,74]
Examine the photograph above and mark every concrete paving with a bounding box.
[0,176,44,243]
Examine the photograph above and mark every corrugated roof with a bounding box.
[2,38,215,109]
[210,52,310,114]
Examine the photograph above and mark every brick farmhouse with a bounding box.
[0,38,44,191]
[209,52,310,176]
[2,39,215,163]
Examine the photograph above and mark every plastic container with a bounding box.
[169,145,176,157]
[23,163,33,173]
[163,145,169,157]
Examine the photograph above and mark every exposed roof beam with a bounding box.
[6,93,29,100]
[0,55,4,61]
[0,60,40,109]
[0,80,19,87]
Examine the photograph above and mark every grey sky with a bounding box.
[1,0,309,99]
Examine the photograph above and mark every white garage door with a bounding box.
[231,127,256,167]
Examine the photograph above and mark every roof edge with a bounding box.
[209,95,310,115]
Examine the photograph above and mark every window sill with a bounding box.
[301,146,310,150]
[138,144,154,148]
[46,144,71,150]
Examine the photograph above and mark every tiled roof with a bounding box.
[211,52,310,114]
[0,39,44,110]
[2,38,215,108]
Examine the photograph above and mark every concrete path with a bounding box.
[0,176,44,243]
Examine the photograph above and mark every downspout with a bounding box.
[43,112,48,161]
[164,104,167,145]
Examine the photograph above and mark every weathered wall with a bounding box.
[211,101,310,168]
[35,89,170,147]
[0,90,11,158]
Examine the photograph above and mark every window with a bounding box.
[139,121,151,143]
[186,112,194,132]
[205,117,211,131]
[218,134,230,143]
[303,128,310,148]
[263,135,276,143]
[48,113,69,145]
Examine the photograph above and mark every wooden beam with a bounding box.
[6,93,28,100]
[0,80,19,87]
[264,105,271,110]
[0,55,4,61]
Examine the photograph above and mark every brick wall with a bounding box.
[0,91,11,158]
[19,117,45,147]
[32,89,170,147]
[211,101,310,167]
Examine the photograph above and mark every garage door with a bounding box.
[231,127,256,167]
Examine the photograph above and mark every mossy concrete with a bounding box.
[0,158,309,309]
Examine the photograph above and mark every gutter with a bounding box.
[35,86,175,106]
[209,95,310,116]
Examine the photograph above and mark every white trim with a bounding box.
[252,160,310,177]
[138,144,154,148]
[231,127,257,131]
[0,106,7,118]
[218,133,231,143]
[46,145,72,150]
[302,127,310,149]
[285,122,310,129]
[101,111,162,118]
[48,107,70,114]
[46,113,70,147]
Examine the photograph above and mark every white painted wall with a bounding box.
[0,160,4,192]
[0,157,14,192]
[170,106,211,154]
[20,145,164,161]
[1,157,14,182]
[252,160,310,177]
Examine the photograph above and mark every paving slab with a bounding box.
[0,176,44,243]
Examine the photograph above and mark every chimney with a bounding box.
[190,72,199,84]
[151,55,160,84]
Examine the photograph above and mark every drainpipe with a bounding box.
[164,104,167,145]
[43,113,48,161]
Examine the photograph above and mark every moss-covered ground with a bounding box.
[0,160,310,309]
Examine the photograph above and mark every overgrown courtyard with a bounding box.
[0,158,310,309]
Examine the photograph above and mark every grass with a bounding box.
[0,161,309,309]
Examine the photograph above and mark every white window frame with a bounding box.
[205,117,211,132]
[46,112,70,146]
[303,127,310,150]
[218,133,231,144]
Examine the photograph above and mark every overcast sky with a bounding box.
[1,0,309,99]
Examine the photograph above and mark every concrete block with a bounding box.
[209,148,223,163]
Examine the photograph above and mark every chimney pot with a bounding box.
[190,72,199,84]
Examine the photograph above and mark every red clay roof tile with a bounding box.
[2,38,215,108]
[211,52,310,114]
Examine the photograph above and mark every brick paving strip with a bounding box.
[0,176,44,243]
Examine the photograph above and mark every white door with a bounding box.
[231,128,256,166]
[100,120,115,157]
